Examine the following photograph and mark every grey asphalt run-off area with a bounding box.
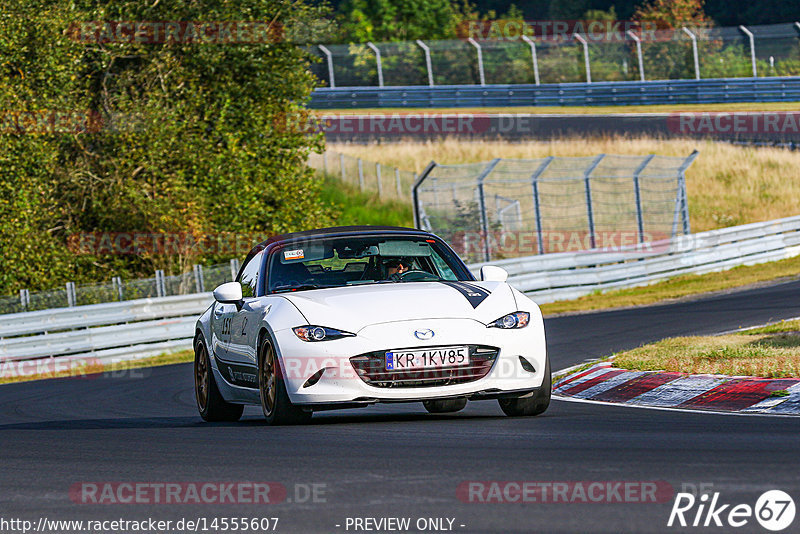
[3,279,800,532]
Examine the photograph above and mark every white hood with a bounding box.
[281,281,516,333]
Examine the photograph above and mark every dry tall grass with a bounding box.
[328,138,800,232]
[613,333,800,378]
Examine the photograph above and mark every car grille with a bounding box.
[349,345,499,388]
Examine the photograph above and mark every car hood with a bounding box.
[280,281,516,333]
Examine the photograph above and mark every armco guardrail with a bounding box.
[472,215,800,303]
[309,77,800,109]
[2,216,800,368]
[1,260,236,315]
[0,294,213,369]
[0,293,213,339]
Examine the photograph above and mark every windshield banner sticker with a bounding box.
[284,249,304,260]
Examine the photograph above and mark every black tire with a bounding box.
[423,397,468,414]
[258,335,312,426]
[498,357,551,417]
[194,338,244,422]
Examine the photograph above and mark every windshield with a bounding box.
[267,234,470,294]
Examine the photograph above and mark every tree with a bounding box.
[0,0,333,295]
[633,0,712,30]
[633,0,715,80]
[337,0,467,42]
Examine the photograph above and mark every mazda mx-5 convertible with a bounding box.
[193,226,550,424]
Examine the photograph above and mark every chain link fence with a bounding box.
[413,153,697,263]
[0,260,241,315]
[308,150,418,201]
[310,23,800,87]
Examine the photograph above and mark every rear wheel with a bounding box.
[259,335,312,426]
[499,357,551,417]
[194,338,244,422]
[423,398,468,414]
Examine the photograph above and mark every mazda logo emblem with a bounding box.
[414,329,435,340]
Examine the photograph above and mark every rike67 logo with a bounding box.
[668,490,795,531]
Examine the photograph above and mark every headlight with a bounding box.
[488,312,530,329]
[293,326,355,342]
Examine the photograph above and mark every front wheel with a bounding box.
[194,338,244,422]
[498,357,551,417]
[259,336,312,426]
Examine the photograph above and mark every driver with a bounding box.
[384,258,410,280]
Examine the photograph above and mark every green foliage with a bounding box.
[632,0,717,80]
[583,7,618,22]
[0,0,333,294]
[337,0,467,42]
[331,0,485,86]
[634,0,713,29]
[318,176,412,227]
[536,44,587,83]
[700,44,754,78]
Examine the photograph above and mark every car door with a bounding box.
[210,299,236,363]
[228,251,264,370]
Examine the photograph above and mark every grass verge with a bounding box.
[0,349,193,386]
[319,175,413,227]
[612,327,800,379]
[323,102,800,116]
[742,319,800,335]
[539,254,800,315]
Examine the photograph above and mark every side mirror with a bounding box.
[480,265,509,282]
[213,282,243,304]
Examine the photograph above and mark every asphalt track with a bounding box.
[3,279,800,533]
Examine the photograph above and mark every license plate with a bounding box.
[385,347,469,371]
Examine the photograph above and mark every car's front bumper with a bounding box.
[273,317,547,405]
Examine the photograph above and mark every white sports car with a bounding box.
[193,226,550,424]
